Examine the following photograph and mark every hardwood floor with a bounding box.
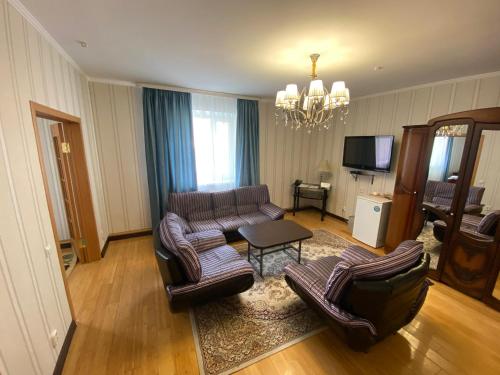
[63,210,500,375]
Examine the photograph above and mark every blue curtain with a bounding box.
[235,99,260,186]
[143,88,197,228]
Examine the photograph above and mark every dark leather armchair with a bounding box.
[285,242,430,352]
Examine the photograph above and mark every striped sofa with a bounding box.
[154,212,255,311]
[284,240,430,352]
[424,180,484,215]
[168,185,285,241]
[433,211,500,242]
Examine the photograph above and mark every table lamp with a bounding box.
[318,160,332,183]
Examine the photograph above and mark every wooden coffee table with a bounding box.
[238,220,313,276]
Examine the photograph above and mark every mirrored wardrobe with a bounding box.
[386,108,500,311]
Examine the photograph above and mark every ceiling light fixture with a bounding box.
[275,53,350,132]
[77,40,88,48]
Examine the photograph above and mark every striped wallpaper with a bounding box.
[0,0,108,373]
[260,73,500,218]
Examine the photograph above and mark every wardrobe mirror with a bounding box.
[459,129,500,302]
[457,129,499,237]
[417,123,469,270]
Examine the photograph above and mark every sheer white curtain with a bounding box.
[192,93,237,191]
[428,137,450,181]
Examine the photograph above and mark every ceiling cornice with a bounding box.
[7,0,84,74]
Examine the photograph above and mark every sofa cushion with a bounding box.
[432,196,452,207]
[185,192,214,221]
[212,190,238,218]
[284,258,377,336]
[239,211,272,225]
[189,219,224,233]
[235,185,270,214]
[259,203,285,220]
[477,210,500,235]
[167,245,254,297]
[467,186,485,205]
[185,230,226,253]
[159,213,202,282]
[340,245,378,263]
[324,240,423,304]
[215,215,249,232]
[434,182,455,200]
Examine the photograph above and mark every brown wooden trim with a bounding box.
[31,101,80,124]
[30,102,76,321]
[52,320,76,375]
[108,229,153,241]
[100,237,111,257]
[100,229,153,257]
[285,206,348,223]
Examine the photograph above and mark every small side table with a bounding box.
[292,184,329,221]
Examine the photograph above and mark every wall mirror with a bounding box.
[456,129,500,303]
[416,123,470,271]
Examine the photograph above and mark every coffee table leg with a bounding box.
[298,241,302,264]
[260,248,263,277]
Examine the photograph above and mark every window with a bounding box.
[192,93,237,191]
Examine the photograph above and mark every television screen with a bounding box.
[342,135,394,172]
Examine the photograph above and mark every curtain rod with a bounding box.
[137,82,261,101]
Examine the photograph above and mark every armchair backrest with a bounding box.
[340,253,430,338]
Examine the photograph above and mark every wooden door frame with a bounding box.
[30,101,101,320]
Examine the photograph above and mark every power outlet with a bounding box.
[50,329,58,348]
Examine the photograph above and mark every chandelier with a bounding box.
[436,124,468,137]
[275,53,350,132]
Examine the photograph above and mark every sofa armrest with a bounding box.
[340,245,378,263]
[259,203,285,220]
[185,230,226,253]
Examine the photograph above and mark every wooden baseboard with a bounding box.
[53,320,76,375]
[285,206,348,223]
[101,229,153,257]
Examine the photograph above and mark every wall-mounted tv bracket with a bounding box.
[350,170,375,184]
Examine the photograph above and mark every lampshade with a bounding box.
[275,90,286,107]
[285,84,299,100]
[308,79,324,97]
[331,81,346,97]
[318,159,332,173]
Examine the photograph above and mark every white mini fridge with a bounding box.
[352,195,392,248]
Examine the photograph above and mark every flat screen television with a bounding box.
[342,135,394,172]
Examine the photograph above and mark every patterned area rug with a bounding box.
[416,223,442,270]
[190,229,354,375]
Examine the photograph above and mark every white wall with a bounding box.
[260,73,500,218]
[89,82,150,233]
[0,0,108,374]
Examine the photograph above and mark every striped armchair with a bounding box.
[154,213,255,311]
[424,180,484,215]
[168,185,285,241]
[433,211,500,242]
[284,241,430,352]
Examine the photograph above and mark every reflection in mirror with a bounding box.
[416,124,469,270]
[36,117,78,275]
[455,129,500,240]
[494,272,500,300]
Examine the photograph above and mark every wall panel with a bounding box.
[260,73,500,218]
[0,1,108,374]
[89,82,150,234]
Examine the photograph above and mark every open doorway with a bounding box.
[30,102,101,313]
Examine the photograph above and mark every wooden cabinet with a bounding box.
[385,108,500,310]
[385,126,429,252]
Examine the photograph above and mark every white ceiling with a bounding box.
[20,0,500,98]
